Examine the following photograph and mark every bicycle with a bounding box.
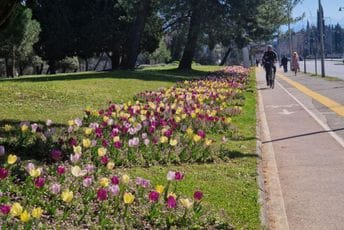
[265,62,275,89]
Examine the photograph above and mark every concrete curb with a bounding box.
[256,70,289,230]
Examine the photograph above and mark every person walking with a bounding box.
[281,55,288,72]
[262,45,278,86]
[291,52,300,76]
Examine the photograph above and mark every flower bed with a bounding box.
[0,66,250,228]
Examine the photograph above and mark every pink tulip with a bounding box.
[149,191,159,203]
[97,188,108,201]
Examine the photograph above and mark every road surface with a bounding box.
[297,60,344,80]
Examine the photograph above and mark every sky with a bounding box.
[290,0,344,30]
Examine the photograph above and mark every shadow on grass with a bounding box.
[221,150,259,159]
[0,68,211,83]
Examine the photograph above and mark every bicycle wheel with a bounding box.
[270,71,275,89]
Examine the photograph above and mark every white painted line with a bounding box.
[258,86,290,230]
[277,80,344,148]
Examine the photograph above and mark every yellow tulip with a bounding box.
[180,198,193,209]
[168,192,177,198]
[103,116,109,122]
[99,177,110,187]
[107,161,115,170]
[10,202,23,217]
[169,139,178,146]
[225,117,232,124]
[84,128,92,135]
[68,120,75,126]
[155,185,164,194]
[71,166,87,177]
[160,136,168,144]
[20,210,31,223]
[123,192,135,204]
[205,138,213,146]
[121,174,130,184]
[175,116,181,123]
[186,128,193,136]
[97,147,107,157]
[4,124,12,131]
[31,207,43,219]
[73,145,82,154]
[61,190,73,203]
[21,124,28,132]
[82,139,91,148]
[7,154,17,165]
[29,168,41,178]
[113,136,120,142]
[193,135,202,143]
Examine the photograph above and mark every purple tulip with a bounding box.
[50,183,61,194]
[111,176,119,185]
[34,177,46,188]
[0,168,8,180]
[57,165,65,175]
[97,188,108,201]
[114,141,122,149]
[0,205,11,214]
[69,138,78,147]
[51,149,62,161]
[101,155,109,165]
[0,145,5,156]
[109,185,120,196]
[166,196,177,209]
[175,172,184,181]
[197,130,206,139]
[193,190,203,201]
[83,176,93,187]
[149,191,159,203]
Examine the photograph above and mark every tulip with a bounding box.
[180,198,193,209]
[50,183,61,194]
[51,149,62,161]
[111,176,120,185]
[155,185,164,194]
[166,196,177,209]
[0,145,5,156]
[61,190,73,203]
[109,185,120,196]
[31,207,43,219]
[10,202,23,217]
[97,188,108,201]
[167,171,175,181]
[123,192,135,204]
[175,172,184,181]
[71,166,87,177]
[7,154,17,164]
[21,124,29,132]
[99,177,110,187]
[83,176,93,187]
[121,174,130,184]
[20,210,31,222]
[82,139,91,148]
[29,168,41,178]
[34,177,46,188]
[0,205,11,215]
[149,191,160,203]
[107,161,115,170]
[0,168,8,180]
[193,190,203,201]
[97,147,107,157]
[57,165,65,175]
[73,145,82,154]
[100,155,109,165]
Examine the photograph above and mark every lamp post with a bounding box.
[318,0,325,78]
[287,0,293,70]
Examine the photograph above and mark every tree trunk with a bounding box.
[5,57,11,78]
[220,46,232,66]
[11,46,16,78]
[121,0,152,69]
[178,7,202,71]
[39,63,43,74]
[85,59,89,71]
[48,60,56,74]
[93,53,104,71]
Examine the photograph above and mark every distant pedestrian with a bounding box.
[281,56,288,73]
[291,52,300,76]
[256,59,260,67]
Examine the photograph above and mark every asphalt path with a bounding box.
[258,68,344,229]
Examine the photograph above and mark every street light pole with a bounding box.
[318,0,325,77]
[288,0,293,70]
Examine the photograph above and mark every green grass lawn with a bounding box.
[0,65,221,124]
[0,65,260,229]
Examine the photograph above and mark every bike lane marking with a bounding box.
[278,74,344,117]
[276,78,344,149]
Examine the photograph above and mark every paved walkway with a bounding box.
[258,68,344,229]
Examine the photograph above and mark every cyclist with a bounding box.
[262,45,278,86]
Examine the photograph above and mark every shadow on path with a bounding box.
[262,127,344,144]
